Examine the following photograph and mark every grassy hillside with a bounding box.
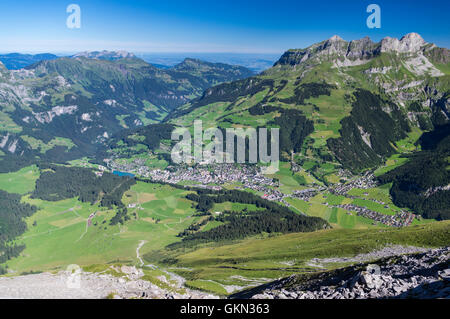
[3,180,200,273]
[144,221,450,295]
[0,36,448,297]
[163,38,449,177]
[0,54,254,173]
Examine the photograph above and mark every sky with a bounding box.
[0,0,449,54]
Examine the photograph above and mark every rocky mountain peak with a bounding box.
[346,36,376,60]
[275,33,435,67]
[350,36,373,46]
[328,35,344,42]
[314,35,348,57]
[401,32,425,42]
[380,33,427,53]
[72,50,136,61]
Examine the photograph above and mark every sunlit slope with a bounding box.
[165,34,449,173]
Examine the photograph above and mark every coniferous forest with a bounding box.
[32,164,136,207]
[169,189,329,248]
[378,124,450,220]
[0,190,37,273]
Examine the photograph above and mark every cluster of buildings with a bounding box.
[101,155,419,228]
[334,203,416,227]
[336,168,353,180]
[142,163,284,200]
[291,188,321,201]
[261,189,288,204]
[146,164,275,186]
[330,171,378,196]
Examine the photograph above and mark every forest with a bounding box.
[32,164,135,208]
[224,104,314,160]
[0,190,38,273]
[327,89,410,171]
[169,189,329,248]
[378,124,450,220]
[270,109,314,154]
[278,82,335,105]
[109,123,175,152]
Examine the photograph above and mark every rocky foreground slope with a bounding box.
[0,265,217,299]
[1,246,448,299]
[233,247,449,299]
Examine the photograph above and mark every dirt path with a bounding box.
[75,211,97,243]
[145,264,187,288]
[136,240,147,266]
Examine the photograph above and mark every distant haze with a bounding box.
[0,51,281,73]
[135,52,281,72]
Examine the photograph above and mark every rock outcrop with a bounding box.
[380,33,427,53]
[0,265,218,299]
[232,246,450,299]
[274,33,440,73]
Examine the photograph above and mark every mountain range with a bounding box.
[135,53,281,73]
[0,52,254,171]
[112,33,449,219]
[0,53,58,70]
[0,33,449,299]
[1,34,449,200]
[165,32,448,166]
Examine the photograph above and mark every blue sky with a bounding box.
[0,0,449,54]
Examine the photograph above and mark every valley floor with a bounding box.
[0,164,448,298]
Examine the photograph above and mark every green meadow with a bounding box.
[0,163,445,296]
[5,181,199,273]
[0,165,39,194]
[20,136,75,154]
[286,197,375,229]
[145,221,450,295]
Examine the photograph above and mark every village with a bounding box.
[101,156,417,228]
[330,171,379,197]
[333,203,416,227]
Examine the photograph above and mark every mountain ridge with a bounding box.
[273,33,446,76]
[0,54,255,171]
[71,50,136,61]
[0,53,58,70]
[156,33,449,212]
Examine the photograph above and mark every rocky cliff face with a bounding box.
[275,33,442,74]
[380,32,427,53]
[0,61,8,76]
